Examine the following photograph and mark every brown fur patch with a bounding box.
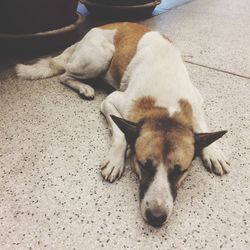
[172,99,193,130]
[101,22,150,83]
[130,96,195,171]
[129,96,169,123]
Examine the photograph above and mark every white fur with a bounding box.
[16,43,77,80]
[59,73,95,99]
[202,144,230,175]
[16,28,116,81]
[117,31,203,117]
[65,28,116,79]
[100,91,127,182]
[140,165,174,222]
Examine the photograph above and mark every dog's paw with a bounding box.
[201,144,230,175]
[79,85,95,99]
[101,158,125,183]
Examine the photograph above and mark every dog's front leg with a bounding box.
[193,107,230,175]
[100,91,127,182]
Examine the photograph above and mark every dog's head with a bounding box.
[111,99,226,227]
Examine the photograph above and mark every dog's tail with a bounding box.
[16,43,78,80]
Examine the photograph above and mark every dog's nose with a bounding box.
[146,208,167,227]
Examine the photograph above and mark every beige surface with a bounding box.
[0,0,250,249]
[143,0,250,78]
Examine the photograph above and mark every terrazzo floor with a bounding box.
[0,0,250,249]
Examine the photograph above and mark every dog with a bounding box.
[16,22,230,227]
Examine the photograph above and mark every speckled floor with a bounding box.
[0,0,250,249]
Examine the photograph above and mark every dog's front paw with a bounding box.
[201,144,230,175]
[101,157,125,183]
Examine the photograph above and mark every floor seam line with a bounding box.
[184,60,250,80]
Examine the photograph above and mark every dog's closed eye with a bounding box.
[172,164,187,176]
[137,159,155,175]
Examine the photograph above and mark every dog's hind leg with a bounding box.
[16,43,77,80]
[66,28,115,77]
[59,28,116,99]
[100,91,127,182]
[59,73,95,99]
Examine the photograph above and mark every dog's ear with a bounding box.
[195,130,227,155]
[110,115,139,145]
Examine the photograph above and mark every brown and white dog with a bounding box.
[16,23,230,227]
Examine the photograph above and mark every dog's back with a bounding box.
[101,22,151,86]
[98,23,203,116]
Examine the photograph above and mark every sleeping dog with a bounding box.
[16,22,230,227]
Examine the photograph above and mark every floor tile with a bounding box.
[143,0,250,77]
[0,62,249,249]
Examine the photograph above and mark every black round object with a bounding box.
[0,0,79,34]
[90,0,154,5]
[0,13,85,56]
[81,0,161,19]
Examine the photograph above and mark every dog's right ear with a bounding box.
[194,130,228,155]
[110,115,139,145]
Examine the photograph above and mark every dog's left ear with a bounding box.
[110,115,139,145]
[195,130,227,155]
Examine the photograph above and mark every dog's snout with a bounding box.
[145,208,167,227]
